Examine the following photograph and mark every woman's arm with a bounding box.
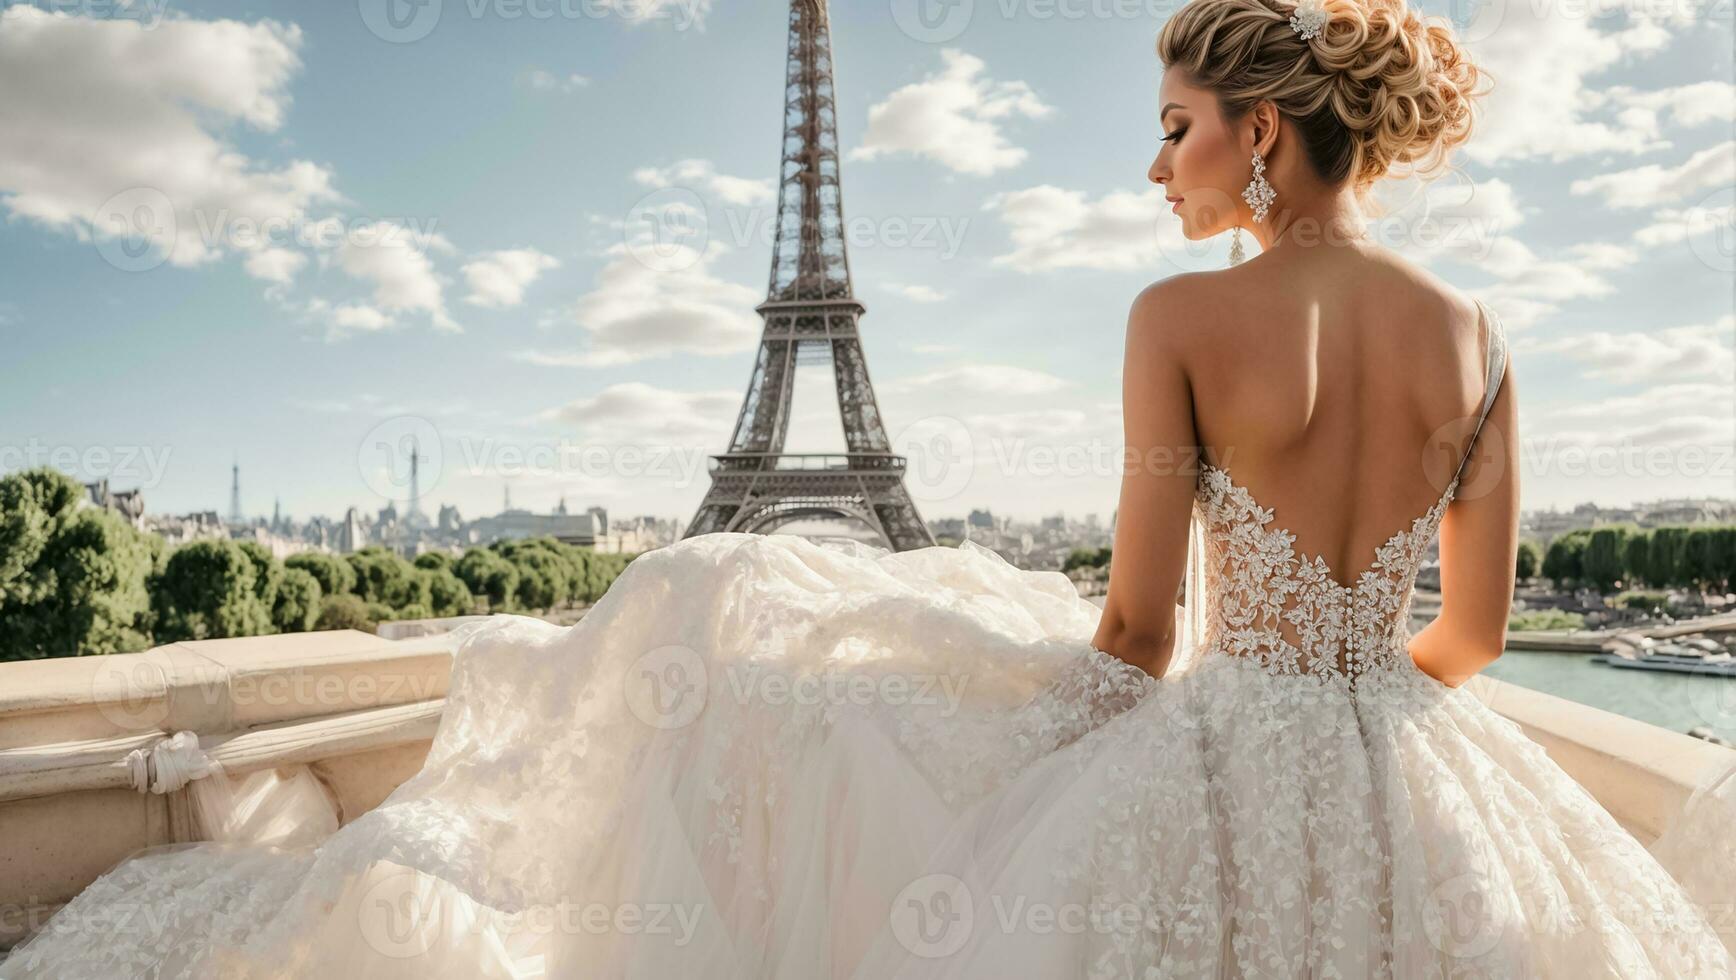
[1090,280,1202,680]
[1409,354,1521,687]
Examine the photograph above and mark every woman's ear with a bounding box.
[1250,101,1280,157]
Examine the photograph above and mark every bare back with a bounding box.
[1092,240,1520,685]
[1159,241,1527,679]
[1181,245,1498,586]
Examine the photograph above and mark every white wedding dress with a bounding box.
[6,303,1734,978]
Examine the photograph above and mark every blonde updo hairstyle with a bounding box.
[1157,0,1490,210]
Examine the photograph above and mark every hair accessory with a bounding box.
[1290,0,1328,40]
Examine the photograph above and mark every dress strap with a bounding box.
[1447,299,1508,490]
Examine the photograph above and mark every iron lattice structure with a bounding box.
[684,0,936,552]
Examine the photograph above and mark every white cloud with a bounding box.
[516,241,761,367]
[1569,141,1735,209]
[1632,197,1735,249]
[541,382,739,446]
[331,303,394,335]
[1600,81,1736,131]
[0,8,340,269]
[1536,380,1735,451]
[463,248,560,308]
[849,50,1051,176]
[1389,178,1629,328]
[1460,0,1695,165]
[884,283,948,303]
[632,159,774,208]
[1516,315,1735,384]
[335,221,460,332]
[883,365,1069,397]
[955,408,1094,440]
[984,185,1170,272]
[522,68,591,93]
[595,0,711,29]
[243,247,308,285]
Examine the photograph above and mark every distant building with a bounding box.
[145,510,226,548]
[1523,496,1736,545]
[81,478,146,528]
[465,504,651,553]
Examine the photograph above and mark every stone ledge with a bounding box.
[0,630,455,749]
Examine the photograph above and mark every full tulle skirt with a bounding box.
[3,532,1731,978]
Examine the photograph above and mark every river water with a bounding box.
[1484,648,1736,742]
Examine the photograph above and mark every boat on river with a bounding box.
[1595,634,1736,676]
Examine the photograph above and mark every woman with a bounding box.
[5,0,1732,976]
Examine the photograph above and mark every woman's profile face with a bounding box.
[1150,69,1246,241]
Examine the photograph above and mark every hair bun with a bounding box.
[1308,0,1488,185]
[1158,0,1492,191]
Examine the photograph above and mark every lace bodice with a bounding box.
[1189,300,1508,682]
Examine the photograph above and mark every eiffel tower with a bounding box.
[683,0,936,552]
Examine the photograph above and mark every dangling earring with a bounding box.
[1243,148,1275,221]
[1228,148,1275,267]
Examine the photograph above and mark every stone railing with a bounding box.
[0,629,454,950]
[1,628,1732,951]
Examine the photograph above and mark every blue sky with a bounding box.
[0,0,1731,527]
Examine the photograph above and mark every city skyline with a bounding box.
[1,0,1731,526]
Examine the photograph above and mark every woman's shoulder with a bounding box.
[1129,252,1483,355]
[1124,263,1285,369]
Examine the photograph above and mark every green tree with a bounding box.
[0,468,158,660]
[1540,529,1590,587]
[1712,527,1736,591]
[315,593,375,632]
[420,564,475,617]
[1062,547,1112,573]
[584,550,635,603]
[493,537,576,611]
[1621,532,1650,588]
[285,551,356,599]
[235,540,285,633]
[1509,609,1585,631]
[0,468,159,662]
[272,566,323,633]
[1582,526,1631,593]
[1682,528,1724,590]
[0,467,82,607]
[346,546,430,612]
[1515,540,1541,581]
[456,548,519,611]
[150,538,274,641]
[1646,526,1690,588]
